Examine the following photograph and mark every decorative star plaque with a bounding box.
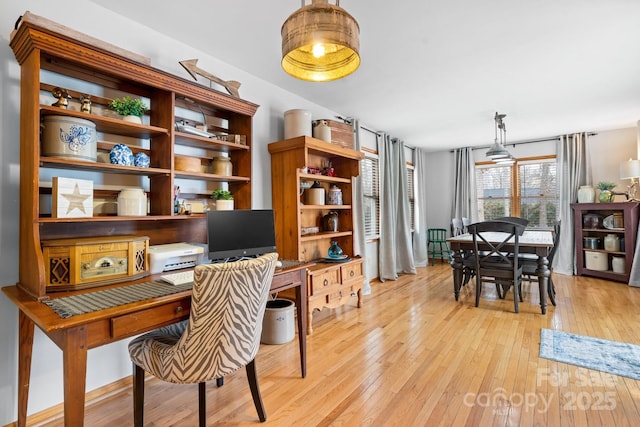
[52,177,93,218]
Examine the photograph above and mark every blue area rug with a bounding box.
[540,328,640,380]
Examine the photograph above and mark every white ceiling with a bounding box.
[89,0,640,151]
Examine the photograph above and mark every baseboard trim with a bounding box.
[3,376,132,427]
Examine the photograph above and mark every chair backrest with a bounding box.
[428,228,448,242]
[548,220,561,265]
[462,217,471,233]
[451,218,464,236]
[495,216,530,228]
[142,253,277,383]
[469,221,525,278]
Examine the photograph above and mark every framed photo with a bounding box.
[52,177,93,218]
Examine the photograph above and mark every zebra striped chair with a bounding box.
[128,252,278,426]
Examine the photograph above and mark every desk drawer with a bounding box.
[270,269,303,293]
[309,268,340,297]
[111,300,191,338]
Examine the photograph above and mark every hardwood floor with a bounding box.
[36,263,640,426]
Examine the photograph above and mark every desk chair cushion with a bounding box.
[129,252,278,384]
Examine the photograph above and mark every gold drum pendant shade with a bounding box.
[281,0,360,82]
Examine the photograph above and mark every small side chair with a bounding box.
[128,252,278,426]
[427,228,451,265]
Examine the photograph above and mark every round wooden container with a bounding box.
[175,156,201,172]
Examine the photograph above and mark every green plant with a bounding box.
[211,189,233,200]
[109,96,148,117]
[596,181,616,191]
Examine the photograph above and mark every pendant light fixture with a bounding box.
[281,0,360,82]
[486,112,513,163]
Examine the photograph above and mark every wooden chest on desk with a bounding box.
[307,258,363,313]
[41,235,149,291]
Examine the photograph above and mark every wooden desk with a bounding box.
[2,263,310,427]
[447,231,553,313]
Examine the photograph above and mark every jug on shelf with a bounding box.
[323,211,339,232]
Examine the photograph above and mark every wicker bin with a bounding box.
[319,119,354,149]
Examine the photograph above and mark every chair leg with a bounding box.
[132,363,145,427]
[246,359,267,422]
[513,281,519,313]
[548,277,557,306]
[198,382,206,427]
[475,278,481,307]
[216,377,224,387]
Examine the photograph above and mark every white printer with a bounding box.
[148,243,205,274]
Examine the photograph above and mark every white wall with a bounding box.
[423,129,638,232]
[0,1,347,422]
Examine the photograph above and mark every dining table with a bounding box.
[447,230,554,314]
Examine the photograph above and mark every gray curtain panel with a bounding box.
[412,148,429,267]
[450,147,477,224]
[378,134,416,281]
[554,133,589,275]
[351,119,371,295]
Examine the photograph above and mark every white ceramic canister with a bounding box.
[577,185,595,203]
[612,256,626,274]
[604,234,620,252]
[313,120,332,142]
[117,188,147,216]
[305,181,325,205]
[327,184,343,205]
[284,109,312,139]
[42,115,97,162]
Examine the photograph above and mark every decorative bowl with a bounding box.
[110,144,134,166]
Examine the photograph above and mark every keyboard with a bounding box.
[160,270,194,286]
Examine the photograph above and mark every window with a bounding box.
[406,163,415,231]
[361,153,380,239]
[475,156,557,228]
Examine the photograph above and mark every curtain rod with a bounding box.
[470,136,561,151]
[451,132,598,153]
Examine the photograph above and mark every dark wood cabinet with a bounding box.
[572,202,640,283]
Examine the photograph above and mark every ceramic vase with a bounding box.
[577,185,595,203]
[599,190,613,203]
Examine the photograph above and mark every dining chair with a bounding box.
[469,220,525,313]
[519,220,560,306]
[128,253,278,426]
[462,217,472,234]
[495,216,530,227]
[427,228,452,265]
[451,218,464,236]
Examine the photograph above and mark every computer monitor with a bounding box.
[206,209,277,261]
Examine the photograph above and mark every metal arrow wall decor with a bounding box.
[179,59,242,98]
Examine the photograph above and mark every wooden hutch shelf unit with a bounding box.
[572,202,640,283]
[269,136,365,333]
[12,16,258,300]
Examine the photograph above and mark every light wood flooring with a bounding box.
[35,262,640,426]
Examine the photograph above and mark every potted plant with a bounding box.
[109,96,149,123]
[211,189,234,210]
[596,181,616,203]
